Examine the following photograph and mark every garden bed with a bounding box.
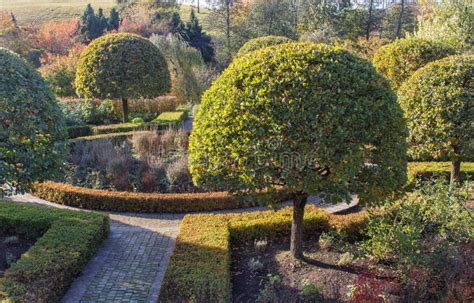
[0,201,109,302]
[0,234,35,277]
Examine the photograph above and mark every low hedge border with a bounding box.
[67,111,189,139]
[33,181,291,213]
[158,205,367,302]
[407,162,474,184]
[0,200,109,302]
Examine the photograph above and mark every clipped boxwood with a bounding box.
[0,48,68,195]
[237,35,293,57]
[0,200,108,302]
[153,111,188,125]
[32,181,291,213]
[159,206,367,302]
[67,125,93,138]
[399,55,474,184]
[372,38,455,90]
[75,33,171,122]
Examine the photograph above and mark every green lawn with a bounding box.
[0,0,115,24]
[1,0,211,28]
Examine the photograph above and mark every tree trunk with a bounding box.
[225,0,232,62]
[450,159,461,189]
[366,0,374,40]
[197,0,200,13]
[396,0,405,38]
[290,193,308,259]
[122,97,129,123]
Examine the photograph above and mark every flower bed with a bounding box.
[0,200,108,302]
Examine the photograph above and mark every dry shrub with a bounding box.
[112,96,178,115]
[132,131,162,158]
[167,155,194,193]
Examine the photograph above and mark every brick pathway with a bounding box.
[7,193,357,302]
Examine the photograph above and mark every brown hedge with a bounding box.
[33,181,291,213]
[159,206,367,302]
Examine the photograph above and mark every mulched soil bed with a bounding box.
[232,235,403,303]
[0,234,34,277]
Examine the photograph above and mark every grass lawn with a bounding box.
[1,0,212,28]
[0,0,115,24]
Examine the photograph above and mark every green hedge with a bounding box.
[0,201,108,302]
[408,162,474,184]
[33,182,291,213]
[159,206,367,302]
[67,125,93,138]
[153,111,188,126]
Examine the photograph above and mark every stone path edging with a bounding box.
[7,193,358,302]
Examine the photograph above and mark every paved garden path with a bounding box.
[7,193,358,303]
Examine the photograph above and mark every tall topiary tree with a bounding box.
[0,48,68,195]
[237,35,293,57]
[189,43,407,259]
[373,38,455,90]
[398,54,474,187]
[75,33,171,122]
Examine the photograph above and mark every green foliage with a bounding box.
[60,99,117,126]
[131,117,144,123]
[181,9,214,63]
[0,48,68,195]
[407,162,474,185]
[236,35,293,57]
[413,0,473,49]
[67,125,93,138]
[39,62,76,97]
[372,38,456,90]
[190,43,407,204]
[362,180,473,275]
[398,55,474,162]
[300,281,323,300]
[150,34,210,104]
[0,200,108,302]
[78,4,120,43]
[75,33,171,100]
[153,111,188,125]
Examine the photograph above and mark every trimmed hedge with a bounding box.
[237,35,293,57]
[159,205,367,302]
[33,181,291,213]
[408,162,474,184]
[153,111,188,126]
[0,200,108,302]
[372,38,455,90]
[91,122,145,135]
[67,125,93,138]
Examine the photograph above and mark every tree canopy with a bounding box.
[0,48,67,195]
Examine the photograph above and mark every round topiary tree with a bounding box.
[75,33,171,122]
[0,48,68,195]
[189,43,407,259]
[237,35,293,57]
[398,54,474,186]
[373,38,455,90]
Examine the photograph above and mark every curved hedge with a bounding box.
[372,38,455,90]
[237,35,293,57]
[33,182,290,213]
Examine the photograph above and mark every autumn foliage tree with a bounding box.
[189,43,407,259]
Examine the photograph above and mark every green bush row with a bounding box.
[66,111,189,139]
[159,206,367,302]
[408,162,474,184]
[0,201,109,302]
